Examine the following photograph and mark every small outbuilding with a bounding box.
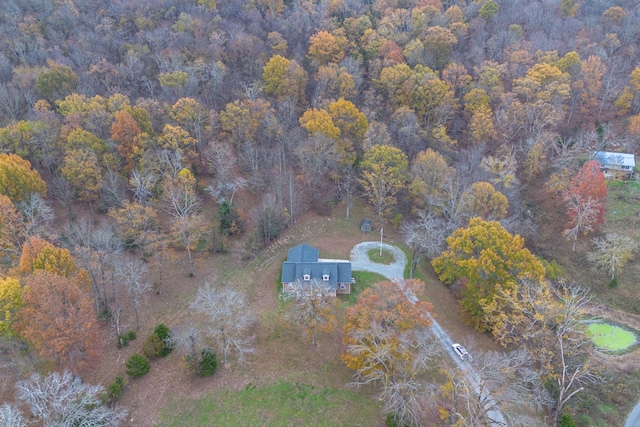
[360,218,372,234]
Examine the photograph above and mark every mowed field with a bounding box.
[81,199,493,426]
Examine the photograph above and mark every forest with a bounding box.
[1,0,640,426]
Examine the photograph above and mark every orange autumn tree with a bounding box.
[17,236,81,279]
[16,271,101,373]
[562,159,608,250]
[342,279,435,426]
[342,279,433,383]
[111,109,143,172]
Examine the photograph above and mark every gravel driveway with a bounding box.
[350,241,406,280]
[349,241,506,426]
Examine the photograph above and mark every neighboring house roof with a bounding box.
[282,244,352,290]
[594,151,636,169]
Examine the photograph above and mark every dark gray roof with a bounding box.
[282,244,352,289]
[287,243,319,262]
[282,261,352,289]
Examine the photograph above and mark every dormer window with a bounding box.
[322,274,330,281]
[303,274,310,281]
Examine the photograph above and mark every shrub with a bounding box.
[117,334,129,348]
[127,330,137,340]
[104,376,126,403]
[142,324,173,358]
[196,348,217,377]
[385,413,409,427]
[609,277,619,288]
[153,324,173,357]
[559,413,577,427]
[126,354,150,378]
[98,309,112,322]
[142,334,164,359]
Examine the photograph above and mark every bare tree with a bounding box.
[161,171,204,276]
[447,348,549,426]
[562,195,602,251]
[280,280,339,346]
[295,134,337,204]
[100,167,126,209]
[587,232,637,280]
[16,192,54,239]
[0,403,27,427]
[171,324,201,364]
[207,177,247,206]
[190,283,256,365]
[401,211,447,278]
[428,173,469,226]
[204,140,237,184]
[115,259,150,329]
[379,327,440,427]
[128,168,158,205]
[49,174,75,219]
[335,162,358,219]
[65,220,122,313]
[15,370,127,426]
[550,283,601,426]
[157,148,185,178]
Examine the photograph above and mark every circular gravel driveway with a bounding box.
[350,241,407,280]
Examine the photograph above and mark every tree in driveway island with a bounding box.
[342,279,437,427]
[432,217,546,330]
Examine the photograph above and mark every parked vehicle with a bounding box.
[452,343,469,360]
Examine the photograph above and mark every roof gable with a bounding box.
[287,243,319,263]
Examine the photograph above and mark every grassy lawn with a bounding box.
[366,248,395,264]
[340,270,387,306]
[589,180,640,312]
[604,180,640,228]
[142,199,507,425]
[570,371,640,427]
[159,381,381,427]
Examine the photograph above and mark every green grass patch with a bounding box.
[605,180,640,226]
[400,247,431,284]
[586,322,637,351]
[159,380,381,427]
[340,270,387,306]
[366,248,395,264]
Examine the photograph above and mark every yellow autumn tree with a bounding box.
[359,145,409,221]
[432,218,546,330]
[262,55,307,103]
[299,108,341,140]
[0,153,47,203]
[0,276,23,335]
[0,195,26,267]
[307,31,345,66]
[461,182,508,220]
[409,148,456,207]
[327,98,368,164]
